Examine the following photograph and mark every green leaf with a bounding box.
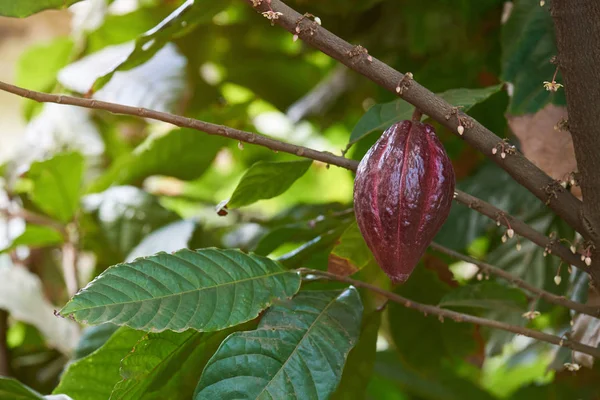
[16,37,74,119]
[73,324,120,360]
[27,152,84,223]
[501,0,565,114]
[0,0,83,17]
[89,129,226,193]
[53,327,145,400]
[92,0,231,91]
[59,248,301,332]
[332,310,382,400]
[195,288,363,399]
[370,352,497,400]
[83,186,179,263]
[388,267,475,372]
[435,162,541,251]
[110,326,247,400]
[329,221,374,274]
[348,100,413,147]
[228,160,313,208]
[348,84,503,147]
[0,378,44,399]
[439,282,527,312]
[0,224,63,253]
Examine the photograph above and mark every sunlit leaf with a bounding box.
[16,37,74,119]
[91,0,231,91]
[0,224,63,253]
[26,152,84,223]
[329,221,374,275]
[0,261,80,354]
[228,160,313,208]
[60,248,301,332]
[195,288,363,399]
[0,0,83,17]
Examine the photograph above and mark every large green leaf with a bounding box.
[0,224,63,253]
[388,267,475,372]
[92,0,230,91]
[501,0,565,114]
[0,378,44,400]
[439,282,527,312]
[195,289,363,399]
[110,326,247,400]
[227,160,313,208]
[348,84,503,147]
[89,129,226,193]
[27,152,84,223]
[0,0,83,17]
[59,248,301,332]
[53,327,145,400]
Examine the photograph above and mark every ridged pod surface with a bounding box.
[354,121,455,284]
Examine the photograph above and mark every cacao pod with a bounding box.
[353,120,455,283]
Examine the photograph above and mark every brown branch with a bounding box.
[454,190,588,272]
[297,268,600,359]
[551,1,600,287]
[245,0,587,240]
[0,80,588,273]
[429,242,599,317]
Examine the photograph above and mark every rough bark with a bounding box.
[551,0,600,287]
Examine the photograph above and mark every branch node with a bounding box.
[395,72,413,94]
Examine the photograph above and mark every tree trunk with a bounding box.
[551,0,600,289]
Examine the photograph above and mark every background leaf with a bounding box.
[89,129,226,193]
[0,225,63,253]
[0,0,83,17]
[439,282,527,311]
[26,152,84,223]
[501,0,565,114]
[0,377,44,399]
[60,248,301,332]
[387,267,476,371]
[348,85,502,147]
[195,288,363,400]
[228,160,313,208]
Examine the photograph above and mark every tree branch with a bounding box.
[454,190,588,272]
[297,268,600,359]
[0,80,588,273]
[429,242,599,317]
[244,0,587,240]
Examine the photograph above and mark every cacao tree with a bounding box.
[0,0,599,399]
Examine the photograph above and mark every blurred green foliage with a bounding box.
[0,0,597,399]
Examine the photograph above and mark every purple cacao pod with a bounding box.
[354,120,455,284]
